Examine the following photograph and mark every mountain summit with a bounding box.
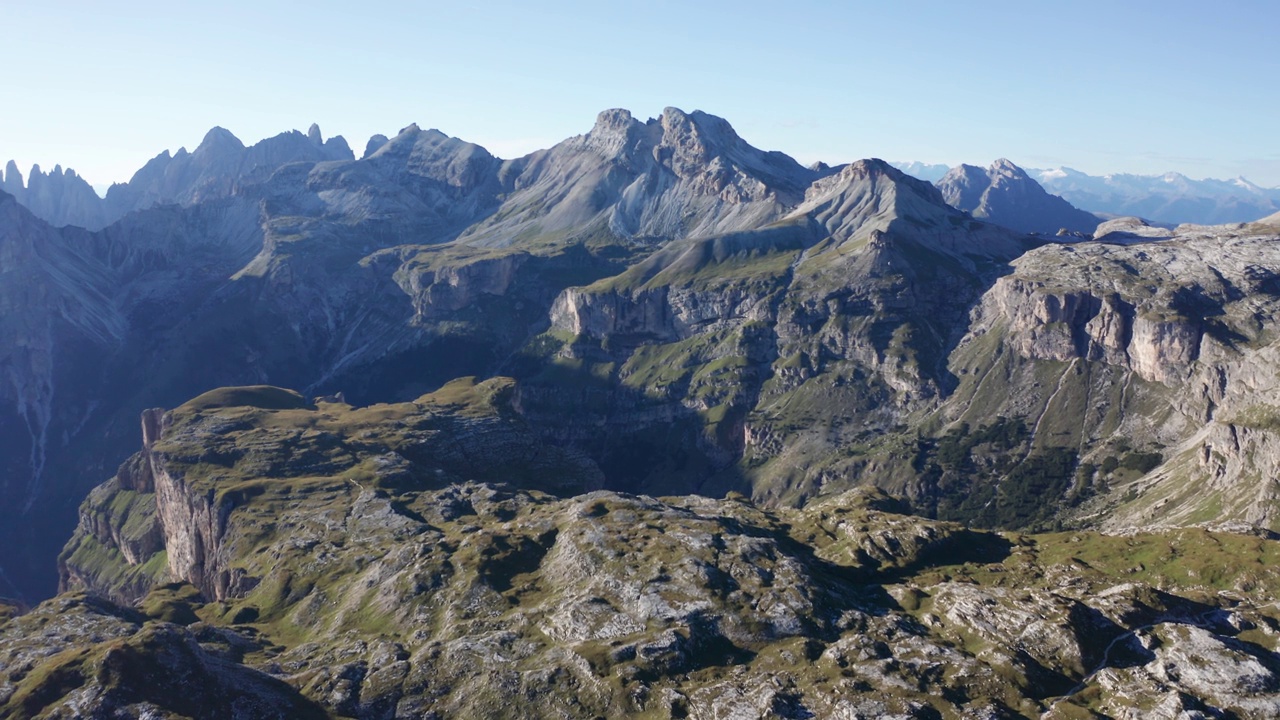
[458,107,817,246]
[936,159,1100,234]
[0,161,107,228]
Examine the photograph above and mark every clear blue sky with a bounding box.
[3,0,1278,189]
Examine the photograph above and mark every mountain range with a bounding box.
[1,123,352,231]
[1032,166,1280,225]
[892,160,1280,226]
[6,108,1280,717]
[11,130,1277,233]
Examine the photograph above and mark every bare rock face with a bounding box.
[968,224,1280,384]
[979,273,1205,385]
[928,582,1096,675]
[0,189,274,599]
[398,250,528,319]
[0,193,126,591]
[1086,623,1280,719]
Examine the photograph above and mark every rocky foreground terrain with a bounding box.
[6,108,1280,717]
[2,381,1279,718]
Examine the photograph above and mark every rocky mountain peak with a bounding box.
[654,107,764,179]
[989,157,1029,180]
[936,163,990,213]
[827,158,949,206]
[363,123,437,159]
[307,123,323,144]
[788,156,1005,251]
[583,108,647,159]
[364,123,452,159]
[843,157,908,178]
[362,133,389,158]
[458,107,817,246]
[591,107,638,135]
[654,107,814,201]
[580,106,773,175]
[2,160,23,196]
[659,106,740,152]
[1233,176,1264,193]
[321,134,352,159]
[939,162,987,182]
[937,158,1099,234]
[195,126,246,156]
[17,162,107,228]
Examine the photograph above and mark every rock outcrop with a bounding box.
[0,593,328,719]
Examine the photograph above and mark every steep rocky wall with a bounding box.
[983,276,1202,383]
[949,227,1280,528]
[551,285,674,340]
[58,407,240,603]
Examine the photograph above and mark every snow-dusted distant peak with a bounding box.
[889,161,951,182]
[1033,166,1280,225]
[1232,176,1265,193]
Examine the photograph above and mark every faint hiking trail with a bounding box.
[1041,608,1224,717]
